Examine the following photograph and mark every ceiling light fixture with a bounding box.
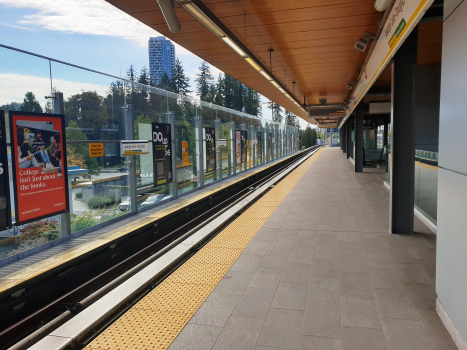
[177,0,306,113]
[157,0,181,33]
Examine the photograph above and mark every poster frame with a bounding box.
[0,111,12,230]
[204,127,216,173]
[9,111,69,225]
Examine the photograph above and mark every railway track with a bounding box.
[0,146,321,350]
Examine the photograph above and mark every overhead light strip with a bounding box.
[178,0,306,113]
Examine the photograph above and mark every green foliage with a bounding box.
[20,92,43,113]
[75,191,83,199]
[196,61,213,100]
[66,121,101,176]
[70,209,123,233]
[267,101,283,123]
[87,195,117,209]
[171,58,191,96]
[300,124,318,148]
[6,220,60,257]
[158,73,173,92]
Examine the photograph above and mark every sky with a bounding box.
[0,0,310,129]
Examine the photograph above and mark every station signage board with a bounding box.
[182,141,189,164]
[9,111,68,225]
[217,139,227,147]
[152,123,172,186]
[120,140,149,156]
[205,127,216,173]
[0,112,11,231]
[346,0,434,121]
[89,143,104,157]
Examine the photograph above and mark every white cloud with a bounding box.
[0,22,37,31]
[0,73,109,107]
[0,0,196,57]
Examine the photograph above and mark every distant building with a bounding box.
[148,36,175,85]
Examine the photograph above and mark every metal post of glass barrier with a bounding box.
[216,118,222,181]
[252,125,256,168]
[168,111,177,197]
[198,114,204,188]
[54,92,72,237]
[123,104,137,213]
[231,121,236,176]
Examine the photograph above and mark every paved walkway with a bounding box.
[168,147,454,350]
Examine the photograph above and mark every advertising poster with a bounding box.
[152,122,172,186]
[257,132,262,160]
[0,112,11,230]
[9,111,68,225]
[205,127,216,173]
[241,130,247,163]
[235,131,241,164]
[182,141,189,165]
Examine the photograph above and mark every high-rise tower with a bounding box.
[148,36,175,85]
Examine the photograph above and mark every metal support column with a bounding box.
[54,93,71,237]
[216,119,222,180]
[383,122,388,147]
[355,104,363,172]
[346,116,353,159]
[198,115,204,188]
[342,122,347,154]
[168,111,177,197]
[123,104,137,212]
[390,27,418,234]
[231,121,236,175]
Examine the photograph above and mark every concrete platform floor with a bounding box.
[168,147,454,350]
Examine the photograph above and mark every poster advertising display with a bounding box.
[0,111,11,231]
[152,122,172,186]
[257,132,262,160]
[205,127,216,172]
[235,131,241,164]
[9,111,68,225]
[240,130,247,163]
[182,141,189,165]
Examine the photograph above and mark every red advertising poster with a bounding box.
[10,112,68,224]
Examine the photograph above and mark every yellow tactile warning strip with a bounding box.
[84,148,324,350]
[0,151,306,294]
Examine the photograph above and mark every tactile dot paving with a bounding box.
[134,282,214,314]
[86,149,324,350]
[187,247,242,265]
[163,262,231,285]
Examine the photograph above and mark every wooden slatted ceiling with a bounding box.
[106,0,381,120]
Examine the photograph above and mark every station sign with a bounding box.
[182,141,189,164]
[346,0,434,121]
[120,140,149,156]
[152,123,172,186]
[308,107,344,118]
[205,127,216,173]
[9,111,69,225]
[89,143,104,157]
[0,111,11,231]
[217,139,227,147]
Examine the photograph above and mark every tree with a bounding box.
[158,73,173,92]
[125,65,138,105]
[20,92,43,113]
[232,80,244,112]
[171,58,190,96]
[267,101,283,123]
[244,87,262,116]
[66,121,101,176]
[213,74,225,106]
[284,110,299,127]
[300,124,318,148]
[195,61,213,101]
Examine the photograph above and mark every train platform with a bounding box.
[75,147,451,350]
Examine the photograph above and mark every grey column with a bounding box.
[383,122,388,147]
[346,116,353,159]
[342,122,347,153]
[355,104,363,172]
[390,27,418,234]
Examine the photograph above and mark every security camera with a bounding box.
[355,32,375,52]
[157,0,181,33]
[345,80,356,90]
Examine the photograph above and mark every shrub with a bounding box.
[75,191,83,199]
[87,195,116,209]
[6,220,60,257]
[71,207,123,233]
